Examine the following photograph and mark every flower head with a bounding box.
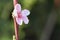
[12,4,30,25]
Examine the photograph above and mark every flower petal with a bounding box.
[21,9,30,16]
[22,16,29,24]
[16,18,23,25]
[15,4,21,12]
[12,9,17,17]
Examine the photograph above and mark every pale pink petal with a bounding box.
[21,9,30,16]
[22,16,29,24]
[15,4,21,12]
[16,18,23,25]
[12,9,17,17]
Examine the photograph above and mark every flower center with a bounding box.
[18,13,22,18]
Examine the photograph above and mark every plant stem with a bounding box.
[13,0,19,40]
[13,0,18,7]
[14,18,19,40]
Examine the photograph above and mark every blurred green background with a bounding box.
[0,0,60,40]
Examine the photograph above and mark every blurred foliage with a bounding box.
[0,0,60,40]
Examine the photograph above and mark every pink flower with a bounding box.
[12,4,30,25]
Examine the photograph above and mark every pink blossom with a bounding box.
[12,4,30,25]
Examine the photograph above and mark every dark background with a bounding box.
[0,0,60,40]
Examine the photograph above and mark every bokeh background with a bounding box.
[0,0,60,40]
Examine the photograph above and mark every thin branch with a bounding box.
[13,0,19,40]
